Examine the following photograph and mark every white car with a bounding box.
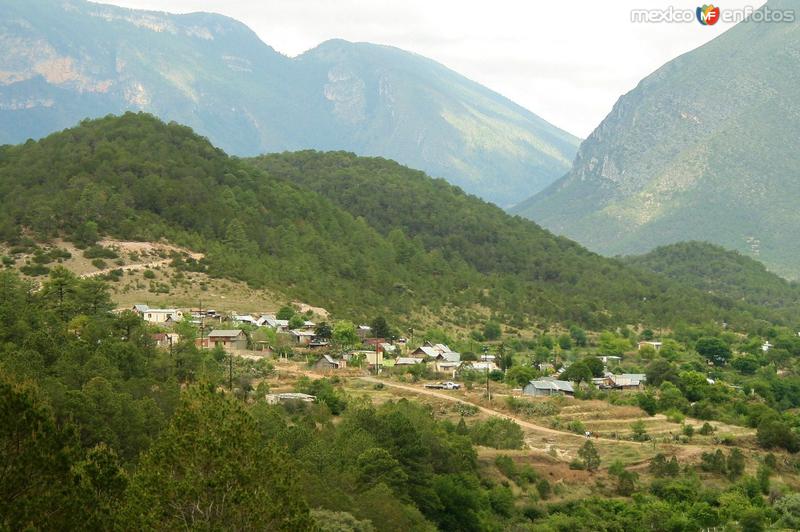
[424,381,461,390]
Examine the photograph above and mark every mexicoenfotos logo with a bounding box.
[696,4,721,25]
[631,4,795,24]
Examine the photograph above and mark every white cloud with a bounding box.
[97,0,767,137]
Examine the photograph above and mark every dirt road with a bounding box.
[80,259,172,279]
[359,376,640,444]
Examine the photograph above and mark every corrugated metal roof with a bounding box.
[208,329,245,338]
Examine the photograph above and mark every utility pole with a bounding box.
[482,345,491,401]
[199,299,206,349]
[229,351,234,392]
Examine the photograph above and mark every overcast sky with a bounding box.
[100,0,765,138]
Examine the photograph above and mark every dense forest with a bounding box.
[0,112,784,331]
[623,241,800,312]
[0,269,483,529]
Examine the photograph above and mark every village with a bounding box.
[131,302,667,401]
[127,300,769,477]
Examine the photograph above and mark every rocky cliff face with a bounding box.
[0,0,579,207]
[513,0,800,278]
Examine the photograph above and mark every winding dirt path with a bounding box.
[80,259,172,278]
[360,376,645,445]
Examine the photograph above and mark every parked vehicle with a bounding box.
[424,381,460,390]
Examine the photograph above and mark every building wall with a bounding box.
[207,335,247,351]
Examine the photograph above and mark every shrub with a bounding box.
[757,417,800,453]
[577,440,601,472]
[567,420,586,434]
[665,409,685,424]
[505,396,560,417]
[483,321,501,340]
[494,455,517,479]
[91,258,107,269]
[699,422,715,435]
[20,263,50,276]
[536,478,551,499]
[649,454,680,478]
[143,269,156,279]
[569,459,586,470]
[700,449,727,474]
[469,418,525,449]
[630,419,648,441]
[637,393,658,416]
[452,403,478,417]
[727,449,746,480]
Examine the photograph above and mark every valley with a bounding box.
[2,0,800,529]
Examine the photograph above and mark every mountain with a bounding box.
[623,241,800,312]
[512,0,800,278]
[0,112,775,329]
[0,0,579,207]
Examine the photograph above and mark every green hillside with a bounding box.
[623,241,800,312]
[0,0,578,206]
[248,150,788,329]
[0,112,779,330]
[512,0,800,278]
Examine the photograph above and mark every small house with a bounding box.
[378,342,398,355]
[233,314,258,326]
[258,315,290,332]
[291,329,316,346]
[134,305,183,324]
[638,341,662,351]
[394,357,424,366]
[313,354,342,371]
[459,361,498,373]
[151,332,180,349]
[411,345,439,358]
[205,329,248,351]
[603,373,647,391]
[523,379,574,397]
[346,350,384,368]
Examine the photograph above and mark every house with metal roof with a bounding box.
[395,357,424,366]
[522,378,575,397]
[313,354,342,371]
[602,373,647,391]
[203,329,248,351]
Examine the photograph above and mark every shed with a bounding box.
[523,379,574,397]
[314,354,341,371]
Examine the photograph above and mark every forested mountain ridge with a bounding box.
[0,0,579,206]
[623,241,800,312]
[249,150,792,329]
[512,0,800,277]
[0,112,785,330]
